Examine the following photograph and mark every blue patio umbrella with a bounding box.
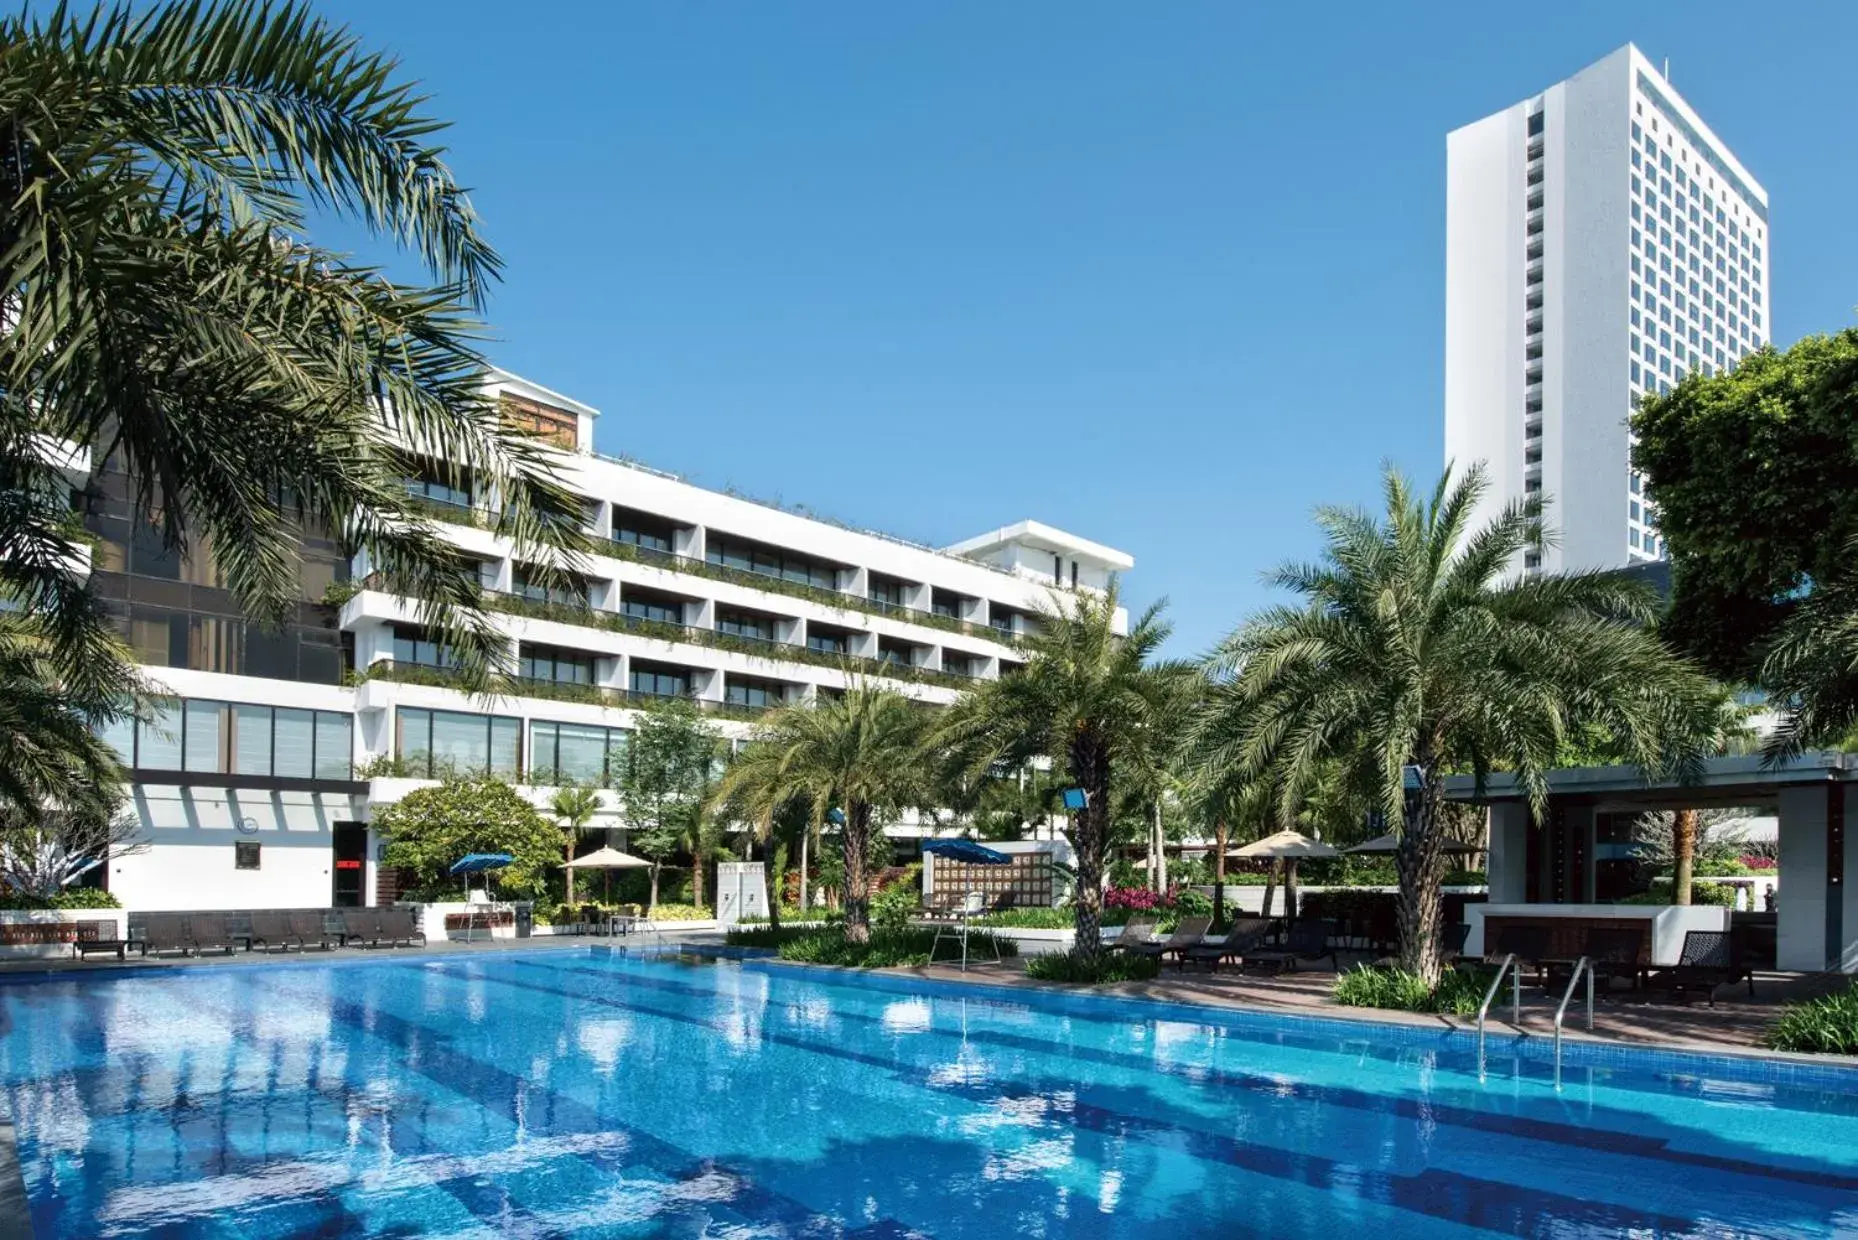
[921,839,1011,865]
[449,853,514,874]
[921,839,1012,971]
[449,854,514,940]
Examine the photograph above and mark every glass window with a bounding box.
[235,841,261,870]
[520,644,595,685]
[726,678,782,708]
[100,712,136,766]
[234,706,272,776]
[607,729,630,781]
[717,609,775,642]
[807,630,846,655]
[275,708,314,777]
[630,665,689,699]
[555,724,608,784]
[491,718,521,779]
[314,713,352,780]
[430,710,484,772]
[621,592,684,625]
[397,707,433,773]
[184,700,223,773]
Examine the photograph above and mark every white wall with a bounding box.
[1444,106,1526,547]
[112,787,362,911]
[1551,47,1633,572]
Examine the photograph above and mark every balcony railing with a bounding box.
[348,660,781,720]
[470,582,982,690]
[597,539,1013,644]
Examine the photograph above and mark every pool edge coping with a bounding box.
[706,950,1858,1087]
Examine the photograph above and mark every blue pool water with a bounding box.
[0,948,1855,1238]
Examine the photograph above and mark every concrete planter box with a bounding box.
[907,920,1130,957]
[0,909,128,959]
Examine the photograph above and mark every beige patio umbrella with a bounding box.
[1228,830,1340,919]
[1345,832,1481,857]
[564,846,652,905]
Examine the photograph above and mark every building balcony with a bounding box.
[347,659,782,722]
[595,539,1011,645]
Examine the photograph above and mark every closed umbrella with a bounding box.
[1227,830,1339,919]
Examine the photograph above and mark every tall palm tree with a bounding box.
[1760,539,1858,761]
[1190,465,1714,984]
[941,582,1178,964]
[0,2,583,817]
[711,684,931,943]
[550,786,602,906]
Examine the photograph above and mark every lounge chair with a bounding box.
[1242,918,1338,973]
[1491,922,1554,984]
[224,912,256,952]
[378,907,427,948]
[340,907,388,948]
[136,913,192,957]
[1108,917,1160,954]
[1180,918,1273,972]
[1127,916,1213,964]
[290,909,343,951]
[185,915,238,956]
[249,910,303,953]
[1647,929,1754,1007]
[71,921,129,961]
[1583,925,1646,991]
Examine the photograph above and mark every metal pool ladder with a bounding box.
[1553,955,1595,1091]
[1476,952,1521,1082]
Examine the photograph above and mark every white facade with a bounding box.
[1445,45,1770,573]
[89,370,1133,910]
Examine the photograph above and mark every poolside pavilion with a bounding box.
[1447,752,1857,973]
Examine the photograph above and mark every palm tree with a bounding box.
[0,1,583,817]
[711,684,931,942]
[1761,539,1858,761]
[550,786,602,906]
[941,582,1178,964]
[1190,465,1714,984]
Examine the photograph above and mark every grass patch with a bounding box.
[1332,964,1494,1016]
[972,907,1073,929]
[1764,984,1858,1055]
[1023,952,1160,984]
[723,924,1017,969]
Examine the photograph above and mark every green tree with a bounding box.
[0,0,584,819]
[376,775,561,899]
[711,684,930,942]
[941,582,1178,963]
[618,701,717,911]
[1189,466,1714,984]
[1760,537,1858,759]
[1631,332,1858,680]
[550,786,602,905]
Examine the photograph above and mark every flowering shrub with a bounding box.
[1103,885,1212,915]
[1739,854,1778,871]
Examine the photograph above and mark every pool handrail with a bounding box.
[1476,952,1521,1082]
[1553,955,1596,1091]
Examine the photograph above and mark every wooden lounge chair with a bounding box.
[378,907,427,948]
[249,910,303,953]
[1242,918,1338,973]
[289,910,342,950]
[138,913,192,957]
[185,915,238,956]
[71,921,129,961]
[1180,918,1273,972]
[1128,916,1213,963]
[340,907,388,948]
[1108,917,1160,954]
[1647,929,1754,1007]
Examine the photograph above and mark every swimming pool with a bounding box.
[0,947,1854,1238]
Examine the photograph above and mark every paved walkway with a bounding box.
[901,952,1849,1056]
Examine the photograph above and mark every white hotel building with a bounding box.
[1445,44,1769,573]
[78,371,1131,911]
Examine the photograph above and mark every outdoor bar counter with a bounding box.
[1464,902,1731,966]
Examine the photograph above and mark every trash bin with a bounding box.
[513,901,533,938]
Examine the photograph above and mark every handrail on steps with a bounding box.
[1476,952,1521,1082]
[1553,955,1595,1091]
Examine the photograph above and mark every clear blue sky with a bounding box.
[314,1,1858,656]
